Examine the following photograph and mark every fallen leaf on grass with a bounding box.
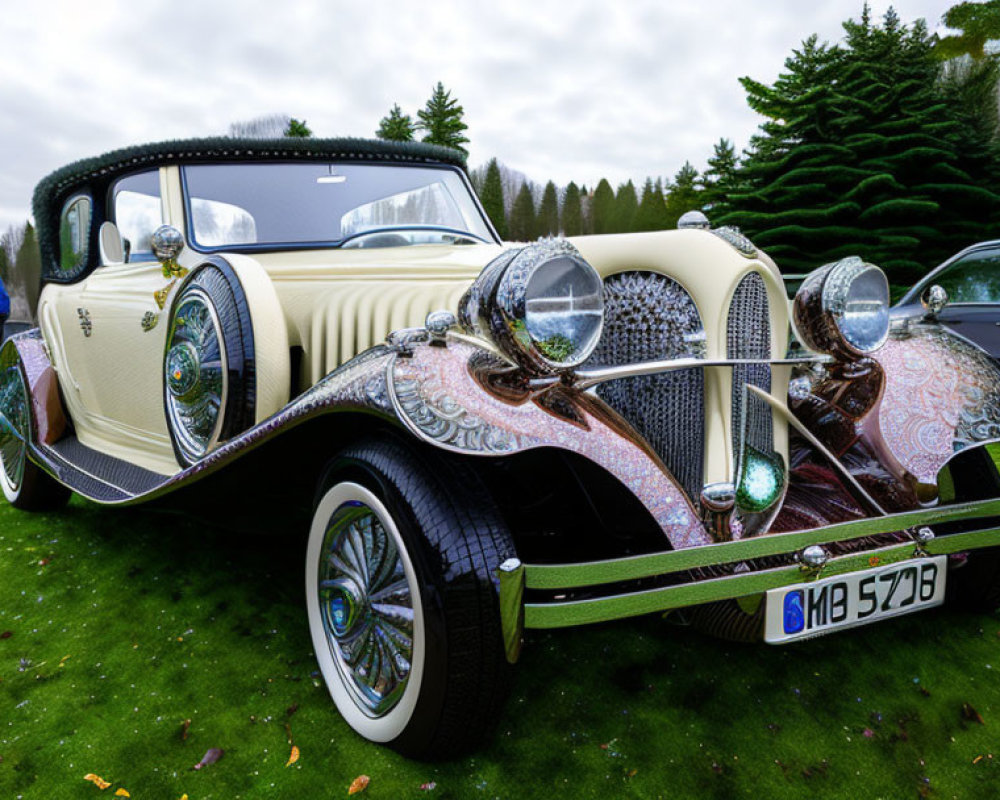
[973,755,984,764]
[348,774,370,794]
[193,748,224,770]
[180,719,191,740]
[286,745,300,767]
[114,790,130,797]
[0,631,11,639]
[59,655,71,667]
[286,703,299,717]
[83,773,111,789]
[962,703,985,725]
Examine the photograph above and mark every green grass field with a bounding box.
[1,495,998,800]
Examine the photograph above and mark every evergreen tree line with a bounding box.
[466,157,725,240]
[462,3,1000,286]
[712,3,1000,281]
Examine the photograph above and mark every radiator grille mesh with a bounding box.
[588,272,705,502]
[728,272,772,455]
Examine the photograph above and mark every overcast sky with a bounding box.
[0,0,951,231]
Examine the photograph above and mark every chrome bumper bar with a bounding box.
[496,497,1000,661]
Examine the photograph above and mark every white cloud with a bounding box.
[0,0,950,229]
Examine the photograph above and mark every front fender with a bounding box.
[389,335,710,549]
[790,323,1000,511]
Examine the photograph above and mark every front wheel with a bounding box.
[305,436,516,759]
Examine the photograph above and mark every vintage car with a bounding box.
[893,240,1000,358]
[3,137,1000,759]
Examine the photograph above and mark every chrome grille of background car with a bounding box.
[588,272,706,502]
[727,272,772,458]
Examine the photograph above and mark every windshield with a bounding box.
[183,163,495,249]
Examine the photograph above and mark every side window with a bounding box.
[934,249,1000,304]
[58,194,93,278]
[113,170,162,260]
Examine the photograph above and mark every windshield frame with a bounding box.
[180,161,500,254]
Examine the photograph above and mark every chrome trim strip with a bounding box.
[524,495,1000,590]
[572,356,830,391]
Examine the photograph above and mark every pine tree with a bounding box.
[719,7,1000,280]
[701,139,740,217]
[936,1,1000,59]
[478,158,507,239]
[13,223,40,322]
[591,179,616,234]
[417,82,470,155]
[561,182,583,236]
[285,118,312,137]
[664,163,703,229]
[613,180,639,232]
[508,183,537,241]
[376,104,416,142]
[633,178,670,231]
[537,181,560,236]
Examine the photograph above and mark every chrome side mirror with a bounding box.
[151,225,186,279]
[921,284,948,320]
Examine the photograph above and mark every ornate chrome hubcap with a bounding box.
[0,348,28,493]
[164,289,227,461]
[319,501,414,717]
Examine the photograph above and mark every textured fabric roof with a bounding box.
[32,136,467,277]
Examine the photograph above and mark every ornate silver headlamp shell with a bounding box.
[792,256,890,359]
[459,239,605,373]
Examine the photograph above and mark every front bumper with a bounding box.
[497,497,1000,660]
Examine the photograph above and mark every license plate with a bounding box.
[764,556,947,643]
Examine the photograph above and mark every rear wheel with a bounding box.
[305,436,516,758]
[0,343,69,510]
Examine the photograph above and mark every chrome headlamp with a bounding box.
[792,256,889,358]
[460,240,604,373]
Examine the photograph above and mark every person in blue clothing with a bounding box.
[0,275,9,342]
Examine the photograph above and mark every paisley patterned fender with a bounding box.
[791,323,1000,510]
[389,337,710,549]
[875,325,1000,487]
[6,329,66,446]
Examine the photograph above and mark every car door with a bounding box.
[896,246,1000,359]
[42,169,180,474]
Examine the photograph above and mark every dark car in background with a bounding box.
[893,240,1000,358]
[0,275,8,341]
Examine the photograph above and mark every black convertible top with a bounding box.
[32,136,467,279]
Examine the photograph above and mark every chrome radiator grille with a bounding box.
[588,272,706,502]
[728,272,772,455]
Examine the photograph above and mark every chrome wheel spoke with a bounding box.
[319,499,415,717]
[165,289,228,460]
[0,358,28,491]
[369,576,410,606]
